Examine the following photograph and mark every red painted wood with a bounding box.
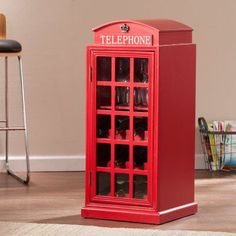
[93,19,192,46]
[158,44,196,211]
[81,202,197,224]
[82,19,197,224]
[89,50,153,205]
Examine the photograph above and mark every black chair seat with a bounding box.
[0,39,22,53]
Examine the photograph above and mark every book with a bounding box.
[213,121,224,169]
[208,123,219,170]
[223,121,236,167]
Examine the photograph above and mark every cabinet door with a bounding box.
[88,50,155,207]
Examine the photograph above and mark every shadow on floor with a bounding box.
[195,169,236,179]
[34,214,160,229]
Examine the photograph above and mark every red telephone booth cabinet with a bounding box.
[81,19,197,224]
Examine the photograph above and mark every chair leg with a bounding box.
[5,57,9,171]
[18,55,30,183]
[5,56,30,184]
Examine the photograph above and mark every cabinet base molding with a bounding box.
[81,202,198,224]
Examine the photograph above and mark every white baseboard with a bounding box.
[0,155,85,172]
[0,154,206,172]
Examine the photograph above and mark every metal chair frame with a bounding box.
[0,13,30,184]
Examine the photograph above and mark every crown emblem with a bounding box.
[120,24,129,33]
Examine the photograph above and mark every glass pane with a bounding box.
[116,87,130,110]
[96,172,111,196]
[115,174,129,197]
[97,57,111,81]
[133,146,147,170]
[97,115,111,138]
[115,116,129,140]
[115,57,130,82]
[134,175,147,199]
[134,117,148,141]
[97,86,111,110]
[115,144,129,169]
[97,143,111,167]
[134,58,148,83]
[134,88,148,111]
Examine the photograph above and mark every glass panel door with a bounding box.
[92,51,154,206]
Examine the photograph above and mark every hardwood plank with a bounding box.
[0,170,236,232]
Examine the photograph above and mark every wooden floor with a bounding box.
[0,170,236,233]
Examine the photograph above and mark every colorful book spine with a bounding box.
[208,123,219,170]
[224,121,236,167]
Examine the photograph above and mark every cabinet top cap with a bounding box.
[93,19,192,33]
[92,19,193,46]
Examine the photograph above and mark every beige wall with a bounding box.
[0,0,236,157]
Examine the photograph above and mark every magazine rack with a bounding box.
[81,19,197,224]
[198,117,236,171]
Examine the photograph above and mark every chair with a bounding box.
[0,13,30,184]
